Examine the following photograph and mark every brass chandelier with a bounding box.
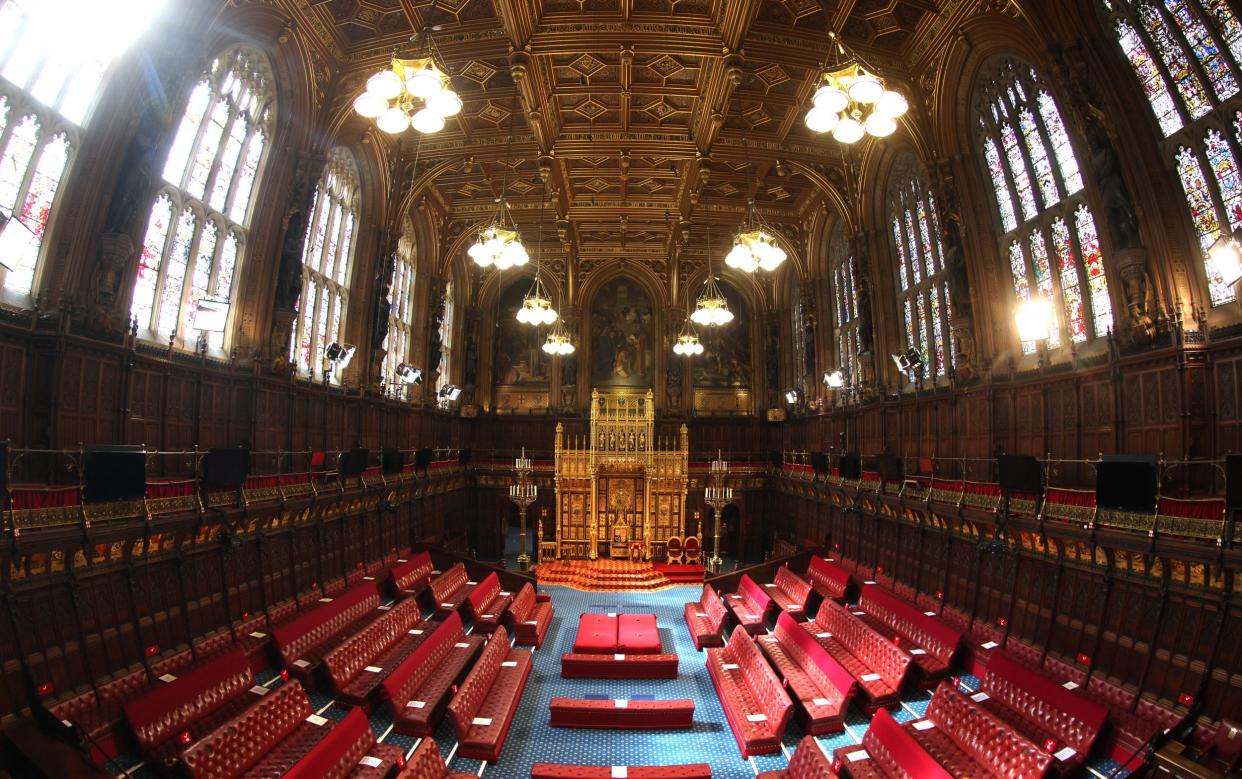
[726,198,787,273]
[804,31,908,143]
[692,225,733,327]
[354,29,462,135]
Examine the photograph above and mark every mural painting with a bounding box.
[590,278,655,387]
[495,278,550,386]
[693,282,751,388]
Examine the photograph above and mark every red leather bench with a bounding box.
[726,575,774,635]
[855,583,961,683]
[334,614,438,708]
[549,697,695,729]
[618,613,661,653]
[806,556,851,603]
[50,665,155,745]
[395,736,475,778]
[511,582,554,648]
[1085,675,1181,757]
[758,611,856,734]
[574,613,617,653]
[322,597,424,706]
[901,681,1051,778]
[531,764,712,778]
[181,680,314,778]
[283,706,404,779]
[800,599,912,712]
[429,563,474,619]
[560,652,679,679]
[464,571,513,633]
[389,551,435,598]
[756,735,838,778]
[446,625,533,761]
[831,707,952,778]
[706,627,794,757]
[683,584,728,650]
[123,647,259,768]
[973,651,1109,774]
[273,581,382,684]
[383,611,485,736]
[764,565,813,618]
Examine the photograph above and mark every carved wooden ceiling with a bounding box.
[278,0,955,292]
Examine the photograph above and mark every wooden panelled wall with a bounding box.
[767,478,1242,723]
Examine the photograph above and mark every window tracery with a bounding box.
[889,157,952,381]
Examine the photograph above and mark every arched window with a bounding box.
[130,46,272,348]
[435,280,455,396]
[1102,0,1242,306]
[384,223,416,396]
[0,0,161,298]
[888,158,953,380]
[289,148,359,379]
[976,57,1115,352]
[828,222,860,390]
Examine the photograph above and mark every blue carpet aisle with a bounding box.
[111,583,1132,777]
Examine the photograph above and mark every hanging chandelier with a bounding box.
[726,199,787,273]
[672,326,704,356]
[468,200,528,269]
[692,275,733,326]
[517,275,557,326]
[354,30,462,135]
[804,32,908,144]
[542,321,575,355]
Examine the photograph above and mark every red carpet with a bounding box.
[535,560,704,591]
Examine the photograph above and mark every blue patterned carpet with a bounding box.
[110,584,1131,778]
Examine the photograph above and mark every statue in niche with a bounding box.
[427,287,446,379]
[1085,111,1141,251]
[464,309,480,388]
[274,154,318,312]
[371,251,395,351]
[853,238,875,355]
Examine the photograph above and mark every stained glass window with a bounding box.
[1206,128,1242,229]
[1114,19,1185,135]
[289,148,360,380]
[889,157,953,382]
[977,56,1115,351]
[130,46,272,348]
[0,0,162,296]
[384,225,417,397]
[829,222,859,390]
[1076,205,1115,337]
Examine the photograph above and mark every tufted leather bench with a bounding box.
[706,627,794,757]
[49,665,150,742]
[383,611,485,736]
[123,647,259,769]
[395,736,475,778]
[831,707,953,778]
[973,651,1108,774]
[764,565,813,619]
[757,611,856,735]
[464,571,513,634]
[560,652,679,679]
[283,706,404,779]
[531,764,713,778]
[800,599,912,713]
[429,563,474,619]
[806,557,852,604]
[855,583,961,684]
[755,735,838,778]
[683,584,728,650]
[389,551,435,598]
[725,575,774,635]
[902,681,1052,778]
[549,697,695,729]
[446,625,533,761]
[511,582,554,648]
[323,597,424,707]
[274,581,383,686]
[181,680,320,779]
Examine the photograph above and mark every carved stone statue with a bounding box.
[274,155,318,312]
[853,237,875,355]
[427,282,446,380]
[1085,112,1141,251]
[371,251,395,351]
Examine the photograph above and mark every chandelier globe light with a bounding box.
[727,199,788,273]
[805,32,908,145]
[673,329,704,356]
[354,29,461,135]
[517,275,557,326]
[542,321,575,355]
[692,275,733,326]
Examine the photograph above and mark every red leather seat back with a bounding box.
[396,737,451,777]
[273,581,380,664]
[284,706,375,779]
[784,735,835,777]
[816,600,911,688]
[447,626,508,736]
[430,563,467,602]
[726,628,793,735]
[123,647,252,750]
[925,681,1052,777]
[382,611,466,707]
[511,583,536,622]
[774,567,811,606]
[323,597,421,686]
[860,583,961,660]
[181,680,313,779]
[466,572,500,612]
[774,611,854,697]
[806,556,850,599]
[983,651,1109,753]
[391,551,434,591]
[737,574,774,613]
[863,707,953,779]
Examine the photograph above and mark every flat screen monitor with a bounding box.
[381,448,405,475]
[413,447,434,473]
[998,455,1043,495]
[878,453,903,483]
[839,452,862,480]
[84,446,146,504]
[1227,454,1242,511]
[202,448,249,489]
[1096,455,1158,513]
[769,451,783,469]
[339,448,369,478]
[810,452,830,475]
[0,440,7,497]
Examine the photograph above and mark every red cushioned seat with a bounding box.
[706,627,794,757]
[758,611,856,734]
[181,680,323,779]
[832,708,953,778]
[549,697,695,729]
[446,626,533,762]
[617,613,661,654]
[323,598,424,707]
[383,612,484,737]
[511,583,554,648]
[765,566,813,619]
[273,582,382,686]
[755,735,838,778]
[726,575,774,635]
[683,585,728,650]
[531,764,713,778]
[800,599,912,713]
[573,613,619,654]
[429,563,473,619]
[284,706,402,779]
[395,737,476,778]
[389,551,434,598]
[464,572,513,634]
[854,583,961,685]
[560,652,679,679]
[806,556,852,603]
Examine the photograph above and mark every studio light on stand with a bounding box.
[1014,297,1054,368]
[191,296,230,355]
[823,370,845,389]
[323,341,356,384]
[0,210,36,275]
[395,363,423,384]
[1208,231,1242,288]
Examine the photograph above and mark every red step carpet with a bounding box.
[536,560,705,591]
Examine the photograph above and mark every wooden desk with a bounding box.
[1155,741,1224,779]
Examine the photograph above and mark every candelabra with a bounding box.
[509,447,536,571]
[704,450,733,574]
